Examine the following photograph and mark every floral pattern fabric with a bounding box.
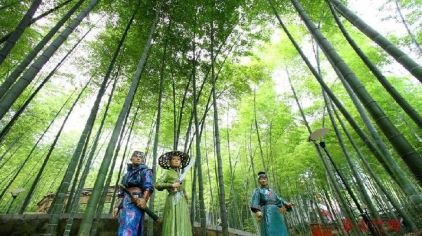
[117,164,154,236]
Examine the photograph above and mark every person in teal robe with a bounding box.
[250,171,293,236]
[156,151,193,236]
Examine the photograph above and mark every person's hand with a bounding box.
[172,182,181,188]
[279,206,287,214]
[255,211,263,220]
[112,208,119,219]
[135,198,146,209]
[285,203,294,212]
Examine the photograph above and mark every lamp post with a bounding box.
[6,188,24,214]
[309,128,381,235]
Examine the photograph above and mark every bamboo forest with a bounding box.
[0,0,421,235]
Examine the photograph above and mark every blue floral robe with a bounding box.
[117,164,154,236]
[250,186,289,236]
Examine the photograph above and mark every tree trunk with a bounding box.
[322,187,346,235]
[184,40,237,154]
[77,3,160,234]
[0,0,85,100]
[268,123,280,193]
[204,129,216,226]
[330,101,418,232]
[172,73,177,150]
[253,90,268,173]
[175,24,235,150]
[226,127,242,229]
[272,0,422,210]
[0,0,96,119]
[62,79,118,236]
[0,0,42,65]
[0,142,23,171]
[291,0,422,184]
[210,4,228,234]
[19,81,88,213]
[328,0,422,82]
[192,25,207,234]
[324,91,380,219]
[147,17,168,236]
[109,96,143,213]
[0,93,73,201]
[190,153,198,222]
[286,74,359,233]
[336,69,422,210]
[248,123,257,187]
[393,0,422,54]
[46,6,135,232]
[174,75,192,150]
[326,0,422,129]
[0,25,91,142]
[0,138,19,163]
[283,27,360,230]
[92,109,131,235]
[313,36,381,222]
[0,0,74,44]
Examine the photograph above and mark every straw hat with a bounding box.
[158,151,190,169]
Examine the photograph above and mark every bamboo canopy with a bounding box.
[0,0,421,235]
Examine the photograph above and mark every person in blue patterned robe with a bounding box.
[112,151,154,236]
[250,171,293,236]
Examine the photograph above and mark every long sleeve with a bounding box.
[250,189,261,212]
[276,194,289,208]
[142,169,154,193]
[155,171,173,191]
